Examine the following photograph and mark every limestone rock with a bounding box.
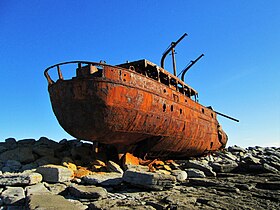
[44,182,68,195]
[124,164,150,172]
[35,156,61,166]
[0,147,35,163]
[211,161,239,173]
[0,145,7,153]
[18,138,36,146]
[21,162,38,171]
[182,160,216,176]
[0,172,42,186]
[171,170,188,182]
[123,169,176,190]
[228,145,246,153]
[68,183,107,200]
[4,138,17,149]
[36,164,73,183]
[25,183,50,196]
[4,160,22,172]
[1,186,25,205]
[107,160,124,174]
[27,193,80,210]
[82,172,123,186]
[185,168,206,178]
[242,154,261,164]
[33,145,55,157]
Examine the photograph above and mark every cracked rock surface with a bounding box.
[0,137,279,209]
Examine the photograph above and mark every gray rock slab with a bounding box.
[35,156,61,166]
[0,172,42,186]
[33,145,55,157]
[68,183,107,200]
[242,154,261,164]
[1,186,25,205]
[36,164,73,183]
[25,183,50,196]
[185,168,206,178]
[182,160,216,177]
[124,164,150,172]
[17,138,36,145]
[0,147,35,164]
[82,172,123,186]
[65,199,88,210]
[27,193,80,210]
[4,138,17,149]
[228,145,246,153]
[123,169,176,190]
[107,160,124,174]
[44,182,68,195]
[0,145,7,153]
[4,160,22,172]
[21,162,38,171]
[211,161,239,173]
[187,178,219,187]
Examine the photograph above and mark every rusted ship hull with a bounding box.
[46,60,227,158]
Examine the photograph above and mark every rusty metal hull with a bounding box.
[47,62,227,158]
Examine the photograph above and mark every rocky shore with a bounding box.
[0,137,279,209]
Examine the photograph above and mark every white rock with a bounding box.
[36,164,73,183]
[1,186,25,205]
[0,172,42,186]
[82,172,123,186]
[123,169,176,190]
[68,183,107,200]
[185,168,206,178]
[25,183,50,196]
[171,170,188,182]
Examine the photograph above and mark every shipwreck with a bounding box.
[44,33,238,159]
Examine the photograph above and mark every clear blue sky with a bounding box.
[0,1,279,147]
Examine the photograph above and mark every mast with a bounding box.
[161,33,187,76]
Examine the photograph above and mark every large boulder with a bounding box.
[123,169,176,190]
[68,184,107,200]
[1,187,25,205]
[0,172,42,186]
[82,172,123,186]
[36,164,73,183]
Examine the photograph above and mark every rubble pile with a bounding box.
[0,137,279,209]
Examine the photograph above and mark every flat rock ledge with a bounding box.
[0,137,279,209]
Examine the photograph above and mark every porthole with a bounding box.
[163,89,167,93]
